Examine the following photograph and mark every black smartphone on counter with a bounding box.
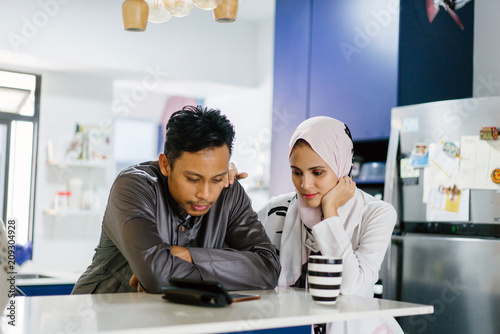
[162,278,260,307]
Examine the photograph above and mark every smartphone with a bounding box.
[164,278,260,306]
[230,293,261,303]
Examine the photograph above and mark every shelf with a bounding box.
[353,178,385,185]
[43,209,102,217]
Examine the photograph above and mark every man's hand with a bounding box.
[129,274,145,292]
[128,246,192,293]
[321,176,356,219]
[225,162,248,187]
[171,246,193,263]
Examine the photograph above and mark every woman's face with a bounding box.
[289,142,339,208]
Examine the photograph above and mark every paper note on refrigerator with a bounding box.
[459,136,500,190]
[422,143,461,203]
[429,142,460,177]
[426,187,469,222]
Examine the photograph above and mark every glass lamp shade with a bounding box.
[193,0,222,10]
[145,0,172,23]
[122,0,149,31]
[163,0,195,17]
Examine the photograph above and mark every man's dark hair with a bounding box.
[164,105,235,166]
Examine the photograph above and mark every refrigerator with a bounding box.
[382,96,500,334]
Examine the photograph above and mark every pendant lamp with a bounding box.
[122,0,149,32]
[213,0,238,23]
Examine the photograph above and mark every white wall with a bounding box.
[205,78,273,211]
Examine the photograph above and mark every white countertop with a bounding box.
[0,287,433,334]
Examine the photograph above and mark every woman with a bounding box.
[258,116,401,333]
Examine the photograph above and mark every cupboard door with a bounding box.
[271,0,312,195]
[309,0,399,140]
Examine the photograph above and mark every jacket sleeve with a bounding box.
[187,182,281,290]
[312,196,396,296]
[103,172,202,293]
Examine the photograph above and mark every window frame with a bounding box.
[0,69,40,245]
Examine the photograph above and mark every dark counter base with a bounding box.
[18,284,75,296]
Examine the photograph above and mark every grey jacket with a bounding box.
[72,161,280,294]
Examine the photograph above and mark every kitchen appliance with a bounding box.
[382,97,500,334]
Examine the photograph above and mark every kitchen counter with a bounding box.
[16,272,80,287]
[14,268,81,296]
[0,287,433,334]
[15,262,83,287]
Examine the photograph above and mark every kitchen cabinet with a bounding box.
[309,0,399,140]
[270,0,311,195]
[271,0,399,195]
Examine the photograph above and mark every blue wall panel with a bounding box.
[308,0,399,140]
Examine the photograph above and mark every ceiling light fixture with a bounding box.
[122,0,150,32]
[146,0,172,23]
[122,0,238,31]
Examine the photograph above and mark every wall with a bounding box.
[473,0,500,97]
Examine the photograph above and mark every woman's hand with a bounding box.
[321,176,356,219]
[225,162,249,187]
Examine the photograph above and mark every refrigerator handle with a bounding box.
[384,126,400,227]
[385,235,404,301]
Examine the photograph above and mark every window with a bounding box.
[0,70,40,245]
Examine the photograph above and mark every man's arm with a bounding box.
[105,172,202,293]
[187,182,281,290]
[129,245,192,292]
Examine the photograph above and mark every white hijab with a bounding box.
[288,116,354,228]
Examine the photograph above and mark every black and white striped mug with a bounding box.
[307,255,343,305]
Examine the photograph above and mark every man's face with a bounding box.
[159,145,229,216]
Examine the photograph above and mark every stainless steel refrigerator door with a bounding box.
[392,234,500,334]
[390,96,500,224]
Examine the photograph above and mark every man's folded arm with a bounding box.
[105,175,202,293]
[188,182,280,290]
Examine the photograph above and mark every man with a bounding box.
[72,106,280,294]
